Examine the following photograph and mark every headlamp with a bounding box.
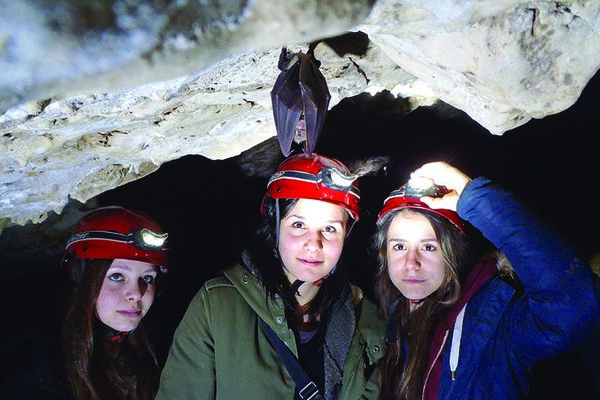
[67,229,168,252]
[129,229,168,251]
[398,176,448,199]
[268,168,360,197]
[316,167,358,191]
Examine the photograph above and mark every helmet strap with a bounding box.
[283,279,304,310]
[313,274,328,286]
[275,198,281,250]
[108,330,131,342]
[94,316,135,342]
[346,214,357,236]
[314,264,337,286]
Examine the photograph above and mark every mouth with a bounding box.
[402,278,425,285]
[117,310,142,318]
[298,258,323,267]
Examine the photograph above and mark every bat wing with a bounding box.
[270,52,303,157]
[297,52,331,156]
[270,47,331,156]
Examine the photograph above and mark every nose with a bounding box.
[126,279,148,301]
[304,229,323,252]
[404,249,421,271]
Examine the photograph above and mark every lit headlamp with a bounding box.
[268,168,360,197]
[378,178,464,234]
[398,176,448,199]
[129,229,168,251]
[67,229,168,252]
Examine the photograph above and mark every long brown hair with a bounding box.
[63,257,159,400]
[373,209,472,400]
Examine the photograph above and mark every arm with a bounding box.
[459,177,600,362]
[155,286,216,400]
[414,162,600,362]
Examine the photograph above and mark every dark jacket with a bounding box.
[430,177,600,399]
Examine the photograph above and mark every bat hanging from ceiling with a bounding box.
[270,42,331,157]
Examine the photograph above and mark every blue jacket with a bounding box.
[433,177,600,399]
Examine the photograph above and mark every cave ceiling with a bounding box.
[1,0,599,231]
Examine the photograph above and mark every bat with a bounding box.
[270,43,331,156]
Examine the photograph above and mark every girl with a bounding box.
[156,153,385,400]
[29,206,168,400]
[374,161,600,400]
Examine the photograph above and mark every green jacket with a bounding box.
[156,263,385,400]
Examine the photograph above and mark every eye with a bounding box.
[142,275,156,284]
[108,273,124,282]
[392,243,406,251]
[422,243,438,252]
[291,221,305,229]
[324,225,337,233]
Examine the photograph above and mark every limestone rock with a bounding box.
[1,0,599,228]
[0,0,374,112]
[360,0,600,133]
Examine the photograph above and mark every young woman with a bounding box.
[374,161,600,400]
[27,206,169,400]
[156,153,385,400]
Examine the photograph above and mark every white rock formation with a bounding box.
[1,0,599,228]
[361,0,600,133]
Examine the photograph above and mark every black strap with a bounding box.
[259,318,322,400]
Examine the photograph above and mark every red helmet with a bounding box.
[64,206,169,272]
[377,188,465,234]
[262,153,360,221]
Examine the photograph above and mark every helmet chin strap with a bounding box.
[275,198,281,248]
[313,275,328,286]
[283,272,333,309]
[94,315,134,341]
[283,279,305,310]
[314,264,336,286]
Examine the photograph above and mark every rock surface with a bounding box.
[1,0,599,228]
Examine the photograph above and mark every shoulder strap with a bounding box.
[258,318,323,400]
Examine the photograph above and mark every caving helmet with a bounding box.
[262,153,360,221]
[377,181,465,235]
[63,206,169,272]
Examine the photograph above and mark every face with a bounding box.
[386,211,447,303]
[278,198,347,285]
[95,259,158,332]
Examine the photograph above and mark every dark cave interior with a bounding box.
[1,71,599,398]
